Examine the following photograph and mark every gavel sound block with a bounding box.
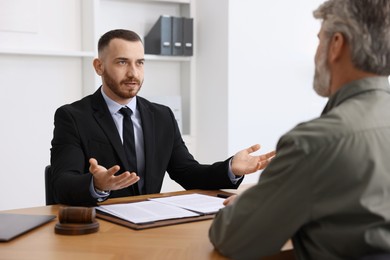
[55,207,99,235]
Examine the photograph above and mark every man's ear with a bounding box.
[93,58,103,76]
[328,32,346,63]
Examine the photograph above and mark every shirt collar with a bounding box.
[100,87,137,115]
[321,76,390,115]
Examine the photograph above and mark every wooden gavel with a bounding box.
[55,207,99,235]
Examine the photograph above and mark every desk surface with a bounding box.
[0,189,293,260]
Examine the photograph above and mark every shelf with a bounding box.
[145,54,191,62]
[119,0,190,4]
[155,0,190,3]
[0,49,191,61]
[0,49,95,58]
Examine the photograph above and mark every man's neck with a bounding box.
[330,66,379,96]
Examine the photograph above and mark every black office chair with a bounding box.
[44,165,56,205]
[358,253,390,260]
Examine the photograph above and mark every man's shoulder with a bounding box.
[285,114,340,137]
[278,114,346,152]
[56,93,95,114]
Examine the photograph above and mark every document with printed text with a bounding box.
[149,193,225,214]
[96,193,226,224]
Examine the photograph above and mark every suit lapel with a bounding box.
[91,89,130,170]
[138,98,155,193]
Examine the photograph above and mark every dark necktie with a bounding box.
[119,107,141,192]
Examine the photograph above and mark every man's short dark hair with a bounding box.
[97,29,143,54]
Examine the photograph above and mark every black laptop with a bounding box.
[0,213,56,242]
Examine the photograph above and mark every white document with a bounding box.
[97,201,199,224]
[96,193,225,224]
[149,193,226,214]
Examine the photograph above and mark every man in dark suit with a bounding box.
[50,29,274,206]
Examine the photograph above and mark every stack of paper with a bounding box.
[96,193,225,224]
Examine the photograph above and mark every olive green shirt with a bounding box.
[209,76,390,260]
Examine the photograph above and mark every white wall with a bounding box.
[195,0,229,163]
[196,0,327,185]
[0,0,83,210]
[228,0,327,184]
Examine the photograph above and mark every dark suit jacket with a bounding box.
[50,88,242,206]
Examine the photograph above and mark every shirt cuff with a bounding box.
[228,158,243,184]
[90,178,110,199]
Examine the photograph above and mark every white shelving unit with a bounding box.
[81,0,196,152]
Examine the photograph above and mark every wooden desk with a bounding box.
[0,190,294,260]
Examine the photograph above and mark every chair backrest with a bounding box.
[358,253,390,260]
[44,165,55,205]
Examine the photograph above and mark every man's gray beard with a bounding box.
[313,48,331,97]
[313,65,330,97]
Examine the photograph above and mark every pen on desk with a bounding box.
[217,193,231,199]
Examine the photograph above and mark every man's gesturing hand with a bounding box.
[231,144,276,176]
[89,158,140,191]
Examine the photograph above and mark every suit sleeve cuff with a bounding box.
[90,178,111,199]
[228,158,243,184]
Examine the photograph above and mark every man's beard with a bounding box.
[103,70,142,99]
[313,45,331,97]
